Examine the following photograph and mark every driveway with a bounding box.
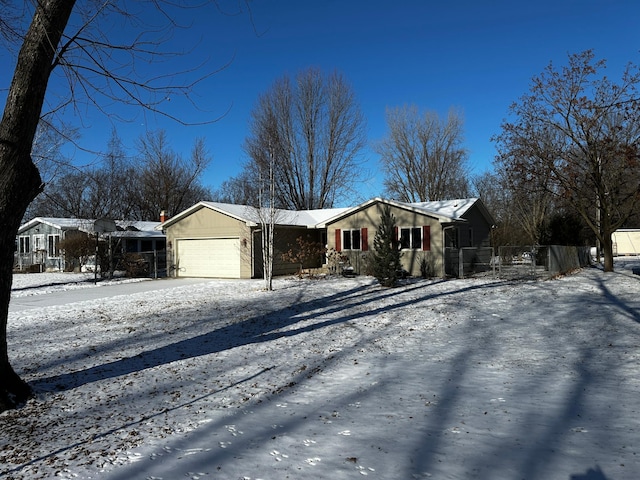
[9,277,215,313]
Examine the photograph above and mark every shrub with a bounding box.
[419,252,436,278]
[372,205,402,287]
[281,236,326,277]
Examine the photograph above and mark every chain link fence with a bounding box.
[446,245,592,280]
[445,247,495,278]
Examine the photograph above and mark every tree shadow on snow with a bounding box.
[594,275,640,324]
[32,278,495,393]
[407,273,635,480]
[570,465,609,479]
[23,272,636,480]
[1,367,274,478]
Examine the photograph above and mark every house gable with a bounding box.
[324,199,446,277]
[162,204,254,279]
[163,204,249,240]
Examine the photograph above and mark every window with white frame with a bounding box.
[399,227,423,250]
[19,236,30,254]
[48,234,61,257]
[33,234,45,252]
[342,229,361,250]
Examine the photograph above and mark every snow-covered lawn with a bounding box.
[2,263,640,479]
[10,272,147,298]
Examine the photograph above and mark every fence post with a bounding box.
[492,247,496,278]
[153,250,158,279]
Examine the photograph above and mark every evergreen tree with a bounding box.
[372,205,402,287]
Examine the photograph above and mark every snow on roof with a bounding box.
[112,221,164,238]
[161,202,351,229]
[18,217,164,236]
[409,198,479,220]
[275,207,351,227]
[158,198,484,230]
[18,217,96,233]
[315,197,482,226]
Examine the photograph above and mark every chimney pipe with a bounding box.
[160,210,168,223]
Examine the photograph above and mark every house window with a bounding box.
[342,229,361,250]
[33,234,45,252]
[445,228,459,248]
[335,228,368,252]
[399,227,422,250]
[48,234,60,257]
[19,236,30,254]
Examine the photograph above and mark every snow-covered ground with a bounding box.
[9,272,148,298]
[1,262,640,480]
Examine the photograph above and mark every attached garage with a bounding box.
[176,238,241,278]
[159,201,350,279]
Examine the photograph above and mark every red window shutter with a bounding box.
[361,228,368,251]
[422,225,431,251]
[335,228,341,251]
[394,226,399,241]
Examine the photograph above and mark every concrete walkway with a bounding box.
[9,277,214,312]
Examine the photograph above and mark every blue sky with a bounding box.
[3,1,640,206]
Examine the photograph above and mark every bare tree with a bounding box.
[244,67,367,209]
[0,0,238,411]
[130,130,211,220]
[24,121,78,219]
[30,129,209,221]
[44,129,135,219]
[211,170,260,205]
[471,171,504,223]
[376,105,470,202]
[257,148,277,291]
[499,151,558,246]
[30,121,78,185]
[494,50,640,271]
[92,129,134,219]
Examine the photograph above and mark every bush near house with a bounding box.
[281,236,326,278]
[58,232,96,272]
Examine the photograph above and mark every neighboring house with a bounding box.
[159,198,495,279]
[612,229,640,256]
[16,217,165,272]
[110,221,167,254]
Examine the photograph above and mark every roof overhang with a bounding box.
[315,197,462,227]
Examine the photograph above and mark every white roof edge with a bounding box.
[156,201,212,230]
[18,217,96,234]
[158,202,352,229]
[315,197,467,227]
[157,198,487,230]
[19,217,163,235]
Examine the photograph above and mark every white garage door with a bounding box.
[176,238,241,278]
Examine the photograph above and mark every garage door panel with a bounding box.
[177,238,240,278]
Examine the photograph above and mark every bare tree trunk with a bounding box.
[0,0,76,411]
[259,149,277,291]
[601,213,615,273]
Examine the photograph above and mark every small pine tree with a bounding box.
[372,205,402,287]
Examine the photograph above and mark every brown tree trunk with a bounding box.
[0,152,41,411]
[0,0,76,412]
[601,227,615,273]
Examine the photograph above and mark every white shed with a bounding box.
[612,229,640,256]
